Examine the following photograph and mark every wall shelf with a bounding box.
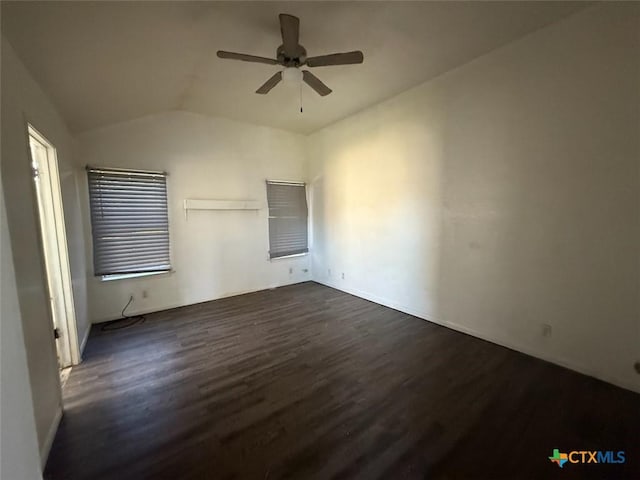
[183,199,261,220]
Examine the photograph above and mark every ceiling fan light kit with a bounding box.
[217,13,364,98]
[282,67,303,85]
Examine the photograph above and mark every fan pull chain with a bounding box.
[300,81,303,113]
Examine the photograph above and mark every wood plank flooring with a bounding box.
[44,282,640,480]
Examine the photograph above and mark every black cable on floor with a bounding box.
[100,295,146,331]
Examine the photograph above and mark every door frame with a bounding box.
[28,124,80,367]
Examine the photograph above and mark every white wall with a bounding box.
[1,38,90,461]
[1,180,43,480]
[308,4,640,392]
[76,111,311,322]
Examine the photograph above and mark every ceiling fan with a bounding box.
[217,13,364,97]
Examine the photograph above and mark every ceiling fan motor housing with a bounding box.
[277,45,307,67]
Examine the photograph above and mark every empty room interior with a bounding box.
[1,1,639,479]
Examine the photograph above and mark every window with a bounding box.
[266,180,308,259]
[87,167,170,277]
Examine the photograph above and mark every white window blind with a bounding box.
[266,181,308,259]
[87,167,171,276]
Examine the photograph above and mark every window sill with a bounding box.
[101,270,172,282]
[269,252,309,261]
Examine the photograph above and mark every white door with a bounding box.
[28,125,80,368]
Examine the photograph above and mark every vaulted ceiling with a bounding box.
[2,1,586,134]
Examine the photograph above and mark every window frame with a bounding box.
[265,180,309,260]
[86,166,172,278]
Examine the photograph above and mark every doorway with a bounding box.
[28,124,80,369]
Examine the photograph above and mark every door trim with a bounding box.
[28,124,80,367]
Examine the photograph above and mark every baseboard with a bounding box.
[91,278,312,324]
[91,301,185,324]
[314,279,640,394]
[79,323,91,357]
[40,405,62,469]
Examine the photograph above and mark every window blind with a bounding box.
[87,167,171,276]
[266,181,308,259]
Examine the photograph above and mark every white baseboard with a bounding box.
[315,279,640,394]
[40,405,62,469]
[79,323,91,358]
[91,278,312,324]
[92,299,190,324]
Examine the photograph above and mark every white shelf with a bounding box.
[183,199,261,219]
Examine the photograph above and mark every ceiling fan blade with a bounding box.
[279,14,300,57]
[256,71,283,94]
[217,50,279,65]
[306,51,364,67]
[302,70,332,96]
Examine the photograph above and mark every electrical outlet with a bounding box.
[341,272,345,280]
[289,267,293,274]
[302,268,308,273]
[142,290,148,299]
[542,324,552,338]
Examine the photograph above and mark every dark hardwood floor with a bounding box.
[45,282,639,480]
